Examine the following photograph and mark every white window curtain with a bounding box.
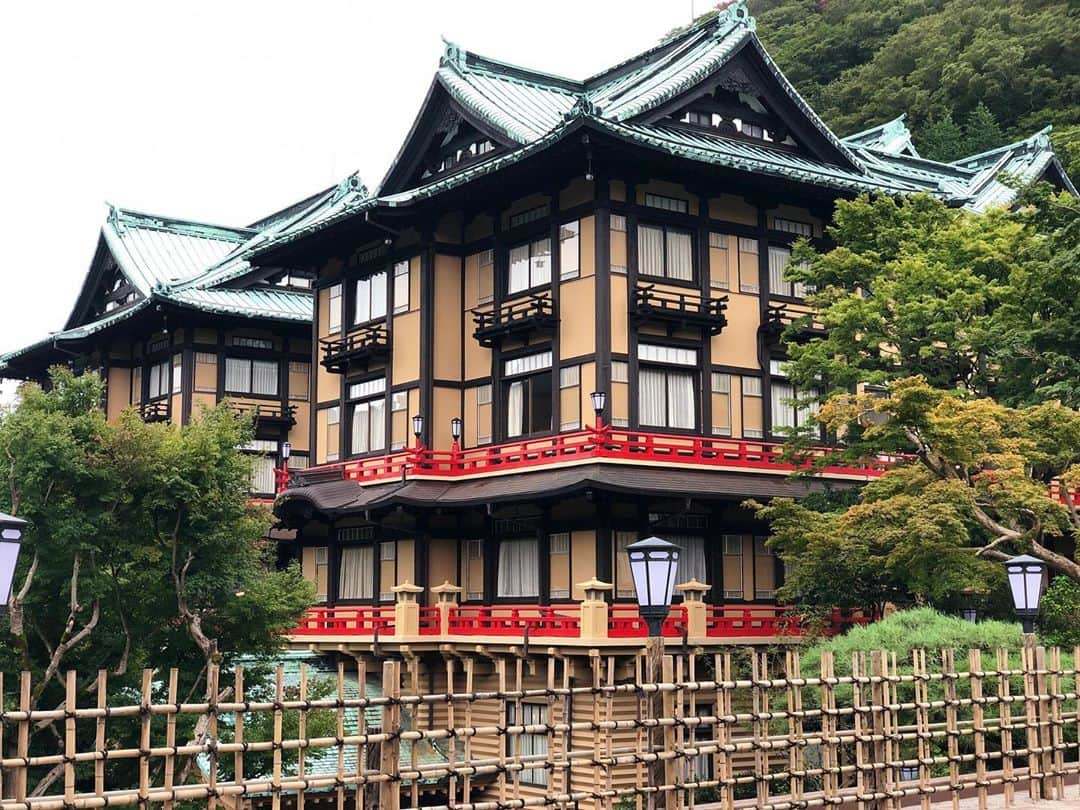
[768,246,791,295]
[506,381,525,438]
[338,546,374,600]
[559,221,580,279]
[171,356,182,394]
[666,230,693,280]
[225,358,249,393]
[639,369,666,427]
[638,225,664,277]
[249,455,276,494]
[530,239,551,287]
[369,399,386,451]
[371,271,387,319]
[509,244,530,294]
[252,360,278,395]
[771,381,796,431]
[497,538,539,598]
[509,703,549,785]
[393,261,409,312]
[328,284,342,332]
[671,535,707,585]
[667,370,696,429]
[351,400,386,454]
[355,278,370,324]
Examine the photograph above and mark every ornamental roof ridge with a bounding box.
[951,125,1054,168]
[104,203,255,243]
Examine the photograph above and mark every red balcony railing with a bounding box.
[419,606,442,635]
[291,606,396,636]
[291,425,897,490]
[447,605,582,637]
[705,605,872,638]
[608,604,689,638]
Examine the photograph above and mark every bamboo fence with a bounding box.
[0,645,1078,810]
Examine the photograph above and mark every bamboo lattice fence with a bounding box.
[0,645,1078,809]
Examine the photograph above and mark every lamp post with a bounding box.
[626,536,679,810]
[1004,554,1047,639]
[590,391,607,429]
[412,414,424,449]
[0,512,27,608]
[450,417,462,447]
[276,441,291,495]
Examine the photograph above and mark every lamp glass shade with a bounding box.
[590,391,607,415]
[1005,554,1047,616]
[281,441,291,460]
[0,514,25,607]
[626,537,680,610]
[450,418,463,441]
[412,414,424,438]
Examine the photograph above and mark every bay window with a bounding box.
[768,245,811,298]
[508,238,551,294]
[638,223,693,281]
[338,545,375,601]
[225,358,278,396]
[638,344,697,430]
[497,537,539,598]
[348,378,387,455]
[504,351,553,438]
[354,271,388,324]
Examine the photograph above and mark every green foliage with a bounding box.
[746,0,1079,151]
[0,368,315,793]
[1036,576,1080,648]
[919,104,1006,162]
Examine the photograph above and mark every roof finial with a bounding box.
[716,0,755,34]
[564,95,598,122]
[441,36,467,72]
[331,173,368,204]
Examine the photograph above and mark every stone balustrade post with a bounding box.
[430,580,463,636]
[675,579,711,642]
[392,581,424,638]
[577,578,614,641]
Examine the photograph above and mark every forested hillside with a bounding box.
[682,0,1080,173]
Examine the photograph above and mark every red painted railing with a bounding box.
[419,606,442,636]
[608,605,689,638]
[291,606,396,636]
[292,426,897,490]
[705,605,872,638]
[448,605,582,637]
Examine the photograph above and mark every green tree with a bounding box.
[0,368,314,796]
[920,112,967,162]
[962,102,1005,156]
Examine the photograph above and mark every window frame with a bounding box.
[502,350,554,440]
[392,260,410,314]
[353,270,388,326]
[637,344,699,432]
[327,283,343,334]
[224,357,279,398]
[558,220,581,281]
[346,377,388,457]
[636,222,696,284]
[507,236,553,296]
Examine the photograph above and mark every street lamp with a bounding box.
[590,391,607,427]
[626,536,679,810]
[412,414,425,446]
[450,417,463,443]
[1005,554,1047,635]
[0,513,27,607]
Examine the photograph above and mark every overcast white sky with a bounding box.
[0,0,700,399]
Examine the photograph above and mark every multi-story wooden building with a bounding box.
[0,202,322,496]
[1,4,1073,805]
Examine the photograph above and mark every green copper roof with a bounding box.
[842,115,920,157]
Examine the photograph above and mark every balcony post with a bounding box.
[392,581,424,638]
[430,581,462,636]
[675,579,710,642]
[577,578,613,641]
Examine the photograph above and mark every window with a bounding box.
[465,539,484,601]
[768,246,810,298]
[380,541,396,561]
[478,249,494,304]
[614,531,637,598]
[638,224,693,281]
[644,192,689,214]
[711,372,732,436]
[325,406,340,462]
[507,703,548,785]
[288,362,310,401]
[476,383,493,445]
[611,361,629,383]
[504,351,552,438]
[742,376,763,439]
[671,535,707,586]
[171,355,182,394]
[349,378,387,455]
[314,547,329,602]
[509,204,549,229]
[770,380,819,436]
[709,233,730,290]
[225,358,278,396]
[392,260,410,314]
[131,366,143,404]
[497,538,539,597]
[549,532,570,600]
[638,344,697,430]
[338,546,374,600]
[147,360,170,400]
[559,365,581,431]
[773,217,813,237]
[559,221,580,280]
[250,455,276,494]
[508,238,551,294]
[611,214,627,232]
[232,336,273,350]
[328,284,342,333]
[722,535,744,599]
[738,238,759,293]
[194,352,217,393]
[354,271,388,324]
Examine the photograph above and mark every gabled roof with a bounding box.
[842,114,920,157]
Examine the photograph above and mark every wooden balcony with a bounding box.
[631,285,727,335]
[319,323,390,373]
[472,295,557,348]
[231,402,297,431]
[762,303,826,345]
[138,400,170,423]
